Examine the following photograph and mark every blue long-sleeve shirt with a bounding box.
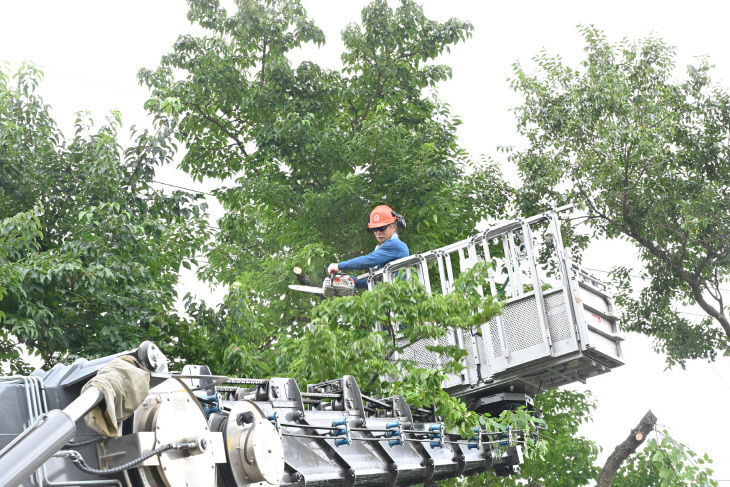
[338,234,409,288]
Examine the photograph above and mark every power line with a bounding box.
[583,267,644,279]
[710,363,730,393]
[151,180,218,197]
[42,66,149,97]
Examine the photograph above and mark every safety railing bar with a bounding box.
[419,257,432,295]
[476,221,523,242]
[548,212,585,348]
[444,251,455,295]
[361,209,575,284]
[436,252,449,294]
[363,236,495,281]
[521,220,553,353]
[468,243,487,379]
[479,241,502,371]
[501,234,518,298]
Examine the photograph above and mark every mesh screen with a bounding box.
[397,292,576,381]
[463,330,476,371]
[502,297,544,353]
[399,337,439,370]
[489,319,502,358]
[545,292,572,342]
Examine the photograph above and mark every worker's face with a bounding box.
[372,223,396,244]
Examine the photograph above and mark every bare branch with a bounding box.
[597,410,657,487]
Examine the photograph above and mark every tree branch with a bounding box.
[347,98,360,130]
[292,267,323,302]
[260,36,267,88]
[183,101,249,157]
[359,69,383,124]
[577,180,730,338]
[293,266,318,287]
[597,410,657,487]
[621,147,631,224]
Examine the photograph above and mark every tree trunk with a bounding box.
[597,410,657,487]
[293,267,319,287]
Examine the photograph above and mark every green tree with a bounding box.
[439,390,717,487]
[510,26,730,366]
[0,64,209,372]
[516,389,600,486]
[439,389,599,487]
[614,431,717,487]
[140,0,511,377]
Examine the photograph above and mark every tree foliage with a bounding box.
[140,0,511,377]
[615,430,717,486]
[439,389,599,487]
[0,64,208,372]
[510,26,730,366]
[439,389,719,487]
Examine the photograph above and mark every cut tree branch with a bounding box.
[293,266,318,287]
[597,410,657,487]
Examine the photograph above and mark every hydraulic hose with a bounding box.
[57,441,197,476]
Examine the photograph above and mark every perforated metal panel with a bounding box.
[462,330,476,370]
[501,297,544,354]
[544,292,572,342]
[483,291,577,360]
[399,337,439,370]
[489,321,502,358]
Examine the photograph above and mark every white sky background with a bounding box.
[2,0,730,481]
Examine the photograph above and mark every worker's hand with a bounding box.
[327,263,339,274]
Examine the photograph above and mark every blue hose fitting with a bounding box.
[332,418,351,447]
[386,419,403,447]
[468,427,480,450]
[200,394,220,418]
[267,412,279,433]
[429,423,444,448]
[389,438,403,447]
[498,425,511,447]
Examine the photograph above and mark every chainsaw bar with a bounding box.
[288,284,325,295]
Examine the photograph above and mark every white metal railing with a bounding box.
[362,206,623,396]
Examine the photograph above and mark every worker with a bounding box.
[327,205,409,288]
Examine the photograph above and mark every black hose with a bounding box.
[65,436,104,447]
[58,441,196,475]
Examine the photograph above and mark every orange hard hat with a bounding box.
[368,204,398,229]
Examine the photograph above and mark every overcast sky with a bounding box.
[2,0,729,480]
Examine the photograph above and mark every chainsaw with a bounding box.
[288,271,356,297]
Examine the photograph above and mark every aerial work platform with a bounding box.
[364,207,623,411]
